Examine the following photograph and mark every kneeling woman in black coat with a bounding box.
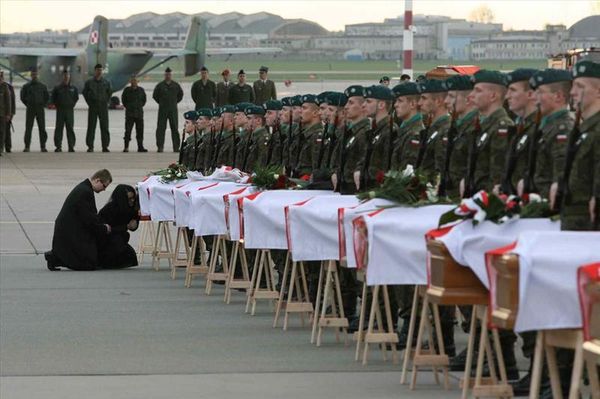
[98,184,139,269]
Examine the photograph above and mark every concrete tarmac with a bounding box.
[0,152,527,398]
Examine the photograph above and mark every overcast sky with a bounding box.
[0,0,597,34]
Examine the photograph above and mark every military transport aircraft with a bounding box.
[0,15,281,93]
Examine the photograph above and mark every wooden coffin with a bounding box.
[490,254,520,330]
[427,239,488,306]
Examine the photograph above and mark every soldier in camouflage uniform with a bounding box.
[464,70,514,196]
[242,105,269,172]
[501,69,538,197]
[51,71,79,152]
[263,99,283,168]
[21,67,49,152]
[152,67,184,153]
[391,82,424,173]
[214,105,236,167]
[362,85,397,188]
[416,79,450,183]
[331,85,369,194]
[525,69,573,204]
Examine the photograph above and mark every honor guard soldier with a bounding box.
[390,82,424,172]
[213,105,236,168]
[121,75,147,152]
[416,79,450,183]
[191,66,216,109]
[153,67,184,152]
[0,70,11,155]
[51,70,79,152]
[501,69,538,196]
[525,69,573,204]
[314,91,333,172]
[216,69,232,107]
[83,64,111,152]
[362,85,397,188]
[242,105,269,172]
[324,92,348,170]
[233,102,252,170]
[441,75,478,201]
[331,85,369,193]
[21,67,49,152]
[263,99,283,167]
[293,94,323,178]
[191,108,213,171]
[181,110,199,169]
[253,66,277,105]
[229,70,255,105]
[463,70,514,196]
[195,108,219,173]
[279,97,293,168]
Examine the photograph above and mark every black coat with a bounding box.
[98,199,139,269]
[52,179,108,270]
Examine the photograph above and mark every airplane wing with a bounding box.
[150,47,283,58]
[0,47,80,57]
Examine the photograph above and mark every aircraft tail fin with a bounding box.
[86,15,108,75]
[182,16,207,77]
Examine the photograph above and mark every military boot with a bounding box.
[123,139,129,153]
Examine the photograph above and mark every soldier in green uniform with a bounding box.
[442,75,477,201]
[463,70,514,196]
[0,70,15,154]
[215,69,232,107]
[0,70,11,156]
[323,92,347,171]
[196,108,219,173]
[190,108,213,171]
[180,110,199,169]
[242,105,269,172]
[253,66,277,105]
[391,82,424,173]
[263,99,283,167]
[50,71,79,152]
[331,85,369,193]
[362,85,397,188]
[278,97,293,168]
[229,70,255,105]
[153,67,184,153]
[417,79,450,183]
[214,105,236,167]
[120,75,147,153]
[561,60,600,231]
[501,69,538,197]
[525,69,573,204]
[293,94,323,178]
[286,95,304,173]
[82,64,111,152]
[21,67,49,152]
[233,102,252,170]
[191,66,216,109]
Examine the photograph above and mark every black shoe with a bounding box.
[44,251,61,271]
[23,147,30,152]
[173,148,179,153]
[449,347,472,371]
[68,147,75,152]
[102,148,110,153]
[54,148,62,152]
[87,148,93,153]
[5,149,10,153]
[347,316,371,333]
[511,372,531,397]
[470,361,520,381]
[157,148,164,153]
[138,147,148,153]
[41,147,48,152]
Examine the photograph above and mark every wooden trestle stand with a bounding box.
[171,227,191,279]
[273,253,313,330]
[223,240,252,304]
[311,260,349,346]
[137,216,155,264]
[245,249,279,315]
[152,221,174,271]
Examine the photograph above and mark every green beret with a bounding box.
[221,104,236,114]
[196,108,213,118]
[392,82,420,97]
[471,70,507,87]
[263,99,283,111]
[290,95,302,107]
[364,85,394,100]
[244,105,265,116]
[529,68,571,89]
[572,60,600,80]
[442,75,474,91]
[184,110,198,121]
[301,94,318,105]
[316,91,332,105]
[234,102,253,113]
[344,85,364,98]
[417,79,447,94]
[326,92,348,107]
[281,97,292,107]
[212,107,222,117]
[506,68,538,85]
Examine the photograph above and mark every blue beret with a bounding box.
[417,79,447,94]
[471,70,507,87]
[244,105,265,116]
[364,85,394,100]
[344,85,364,98]
[263,99,283,111]
[443,75,474,91]
[392,82,420,97]
[506,68,538,85]
[529,68,572,89]
[221,104,236,114]
[184,110,198,121]
[572,60,600,79]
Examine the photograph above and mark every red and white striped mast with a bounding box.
[402,0,414,78]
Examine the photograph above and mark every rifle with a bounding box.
[438,104,458,198]
[500,120,523,195]
[178,128,186,165]
[361,118,376,190]
[285,110,294,175]
[241,126,254,172]
[336,118,350,193]
[522,105,543,195]
[317,119,329,169]
[265,120,278,167]
[193,127,198,171]
[386,109,397,171]
[292,122,304,177]
[325,109,340,170]
[415,113,431,169]
[556,96,583,211]
[464,114,482,198]
[232,127,239,169]
[211,122,224,170]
